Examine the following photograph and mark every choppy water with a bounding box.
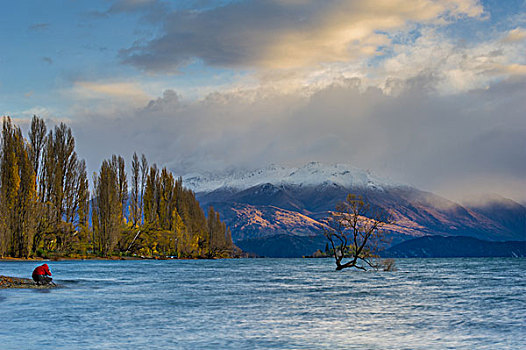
[0,258,524,350]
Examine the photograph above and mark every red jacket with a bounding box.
[33,264,52,276]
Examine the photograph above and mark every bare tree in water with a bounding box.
[324,194,393,271]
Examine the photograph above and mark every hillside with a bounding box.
[184,163,526,257]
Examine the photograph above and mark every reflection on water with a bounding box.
[0,258,524,350]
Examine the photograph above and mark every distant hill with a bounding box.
[383,236,526,258]
[183,162,526,258]
[236,234,327,258]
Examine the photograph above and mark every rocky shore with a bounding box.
[0,275,58,289]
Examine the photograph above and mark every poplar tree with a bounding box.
[0,117,233,259]
[159,168,176,231]
[76,159,90,252]
[143,164,159,225]
[41,124,75,220]
[39,122,87,251]
[92,159,121,256]
[130,152,140,226]
[28,115,47,179]
[140,154,148,225]
[0,117,38,257]
[207,206,234,257]
[112,155,128,222]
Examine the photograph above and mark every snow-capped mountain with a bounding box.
[183,162,401,193]
[182,162,526,257]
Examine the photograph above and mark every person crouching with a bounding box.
[32,264,53,285]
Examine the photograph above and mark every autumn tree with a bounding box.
[129,152,140,226]
[143,164,159,225]
[28,115,47,179]
[0,117,38,257]
[112,155,128,222]
[37,122,90,252]
[0,117,233,259]
[207,206,233,258]
[324,194,393,271]
[92,158,122,256]
[140,153,148,225]
[75,159,90,253]
[137,165,178,256]
[132,163,235,258]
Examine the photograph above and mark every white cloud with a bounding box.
[72,81,152,103]
[70,75,526,202]
[40,0,525,204]
[501,27,526,43]
[120,0,484,72]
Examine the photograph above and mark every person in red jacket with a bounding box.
[32,264,52,285]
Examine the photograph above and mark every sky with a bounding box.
[0,0,525,203]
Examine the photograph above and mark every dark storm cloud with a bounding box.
[71,75,526,201]
[117,0,484,72]
[119,1,315,71]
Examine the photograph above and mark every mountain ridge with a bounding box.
[183,162,402,193]
[185,163,526,257]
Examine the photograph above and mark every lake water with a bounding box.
[0,258,524,350]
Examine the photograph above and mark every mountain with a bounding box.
[183,162,526,257]
[383,236,526,258]
[463,194,526,237]
[184,162,399,193]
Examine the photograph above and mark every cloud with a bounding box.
[501,27,526,43]
[119,0,484,72]
[377,27,526,93]
[115,0,525,97]
[71,81,152,107]
[32,0,523,204]
[70,75,526,203]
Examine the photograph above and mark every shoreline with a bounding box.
[0,256,143,262]
[0,255,241,262]
[0,275,59,289]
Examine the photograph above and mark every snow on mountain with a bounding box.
[182,162,402,193]
[180,162,525,257]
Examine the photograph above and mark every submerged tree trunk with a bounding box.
[324,194,393,271]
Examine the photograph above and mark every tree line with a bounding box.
[0,116,237,259]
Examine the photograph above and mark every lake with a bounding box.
[0,258,524,349]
